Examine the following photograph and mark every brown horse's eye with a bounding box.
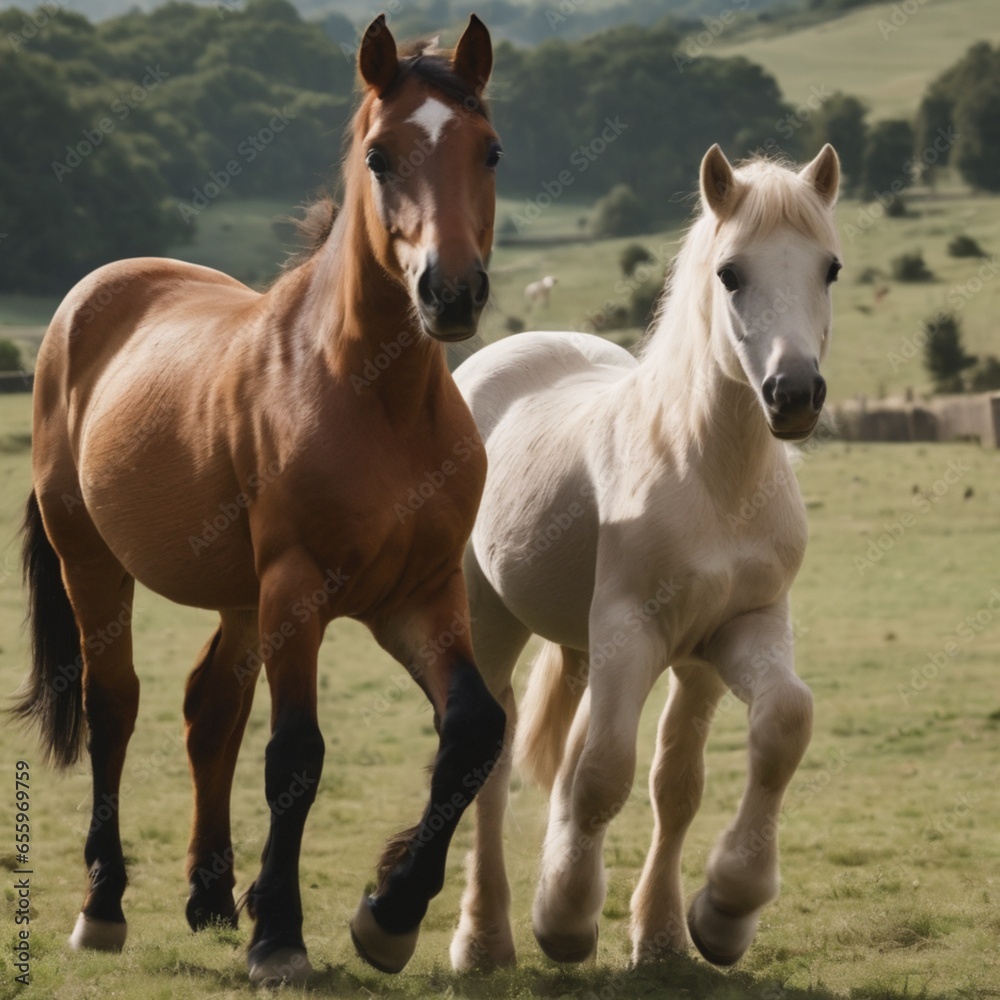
[366,148,389,181]
[485,142,503,170]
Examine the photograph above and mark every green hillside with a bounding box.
[718,0,1000,121]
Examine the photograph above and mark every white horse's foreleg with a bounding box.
[630,663,726,963]
[688,602,813,966]
[532,609,662,963]
[450,549,531,972]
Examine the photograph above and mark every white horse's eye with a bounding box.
[717,267,741,292]
[826,260,842,284]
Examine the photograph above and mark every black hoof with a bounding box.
[186,886,238,932]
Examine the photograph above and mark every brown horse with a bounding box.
[15,14,504,985]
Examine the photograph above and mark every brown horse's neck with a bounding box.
[289,200,450,426]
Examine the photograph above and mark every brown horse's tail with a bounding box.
[13,491,86,769]
[515,642,586,792]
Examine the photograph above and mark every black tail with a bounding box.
[12,491,86,769]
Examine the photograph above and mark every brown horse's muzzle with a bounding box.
[416,255,490,341]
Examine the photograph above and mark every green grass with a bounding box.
[718,0,1000,122]
[3,393,1000,997]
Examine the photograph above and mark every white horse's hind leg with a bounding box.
[689,604,813,966]
[630,663,726,963]
[532,609,662,963]
[449,549,531,972]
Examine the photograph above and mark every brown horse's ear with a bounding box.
[453,14,492,95]
[700,144,738,218]
[800,143,840,204]
[359,14,399,97]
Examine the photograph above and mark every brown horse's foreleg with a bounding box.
[244,560,325,986]
[351,575,506,974]
[184,610,260,930]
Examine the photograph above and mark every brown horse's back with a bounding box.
[34,258,270,609]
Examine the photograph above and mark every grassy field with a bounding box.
[2,355,1000,999]
[718,0,1000,122]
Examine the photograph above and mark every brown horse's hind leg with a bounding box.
[60,551,139,951]
[184,610,260,930]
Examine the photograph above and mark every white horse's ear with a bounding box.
[700,144,738,217]
[800,144,840,204]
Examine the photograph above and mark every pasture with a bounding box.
[2,379,1000,999]
[718,0,1000,122]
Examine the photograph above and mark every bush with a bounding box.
[0,339,22,372]
[620,243,653,277]
[886,197,908,218]
[891,251,934,283]
[969,356,1000,391]
[591,185,647,239]
[923,312,975,390]
[629,277,663,328]
[948,234,986,258]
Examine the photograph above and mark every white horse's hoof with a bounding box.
[449,924,516,972]
[534,923,598,964]
[687,887,759,966]
[68,912,126,952]
[248,947,312,986]
[350,895,419,974]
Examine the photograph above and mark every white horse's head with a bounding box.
[700,144,841,441]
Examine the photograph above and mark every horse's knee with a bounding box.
[751,678,812,783]
[264,720,325,809]
[572,743,635,824]
[443,663,506,768]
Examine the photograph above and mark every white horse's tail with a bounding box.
[515,642,586,792]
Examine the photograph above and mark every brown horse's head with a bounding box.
[352,14,498,342]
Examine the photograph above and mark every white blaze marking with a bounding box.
[406,97,455,149]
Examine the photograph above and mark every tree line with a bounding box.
[1,0,997,293]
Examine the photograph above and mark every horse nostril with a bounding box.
[418,267,435,308]
[473,270,489,307]
[812,375,827,411]
[762,375,778,408]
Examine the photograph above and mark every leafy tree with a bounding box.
[802,92,867,191]
[923,313,975,391]
[891,252,933,283]
[0,339,23,371]
[860,119,914,199]
[953,79,1000,192]
[592,185,646,239]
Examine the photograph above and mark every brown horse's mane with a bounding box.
[281,39,490,275]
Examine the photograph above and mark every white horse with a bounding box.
[448,144,842,970]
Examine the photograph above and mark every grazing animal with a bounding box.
[14,15,504,985]
[449,144,842,970]
[524,274,558,307]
